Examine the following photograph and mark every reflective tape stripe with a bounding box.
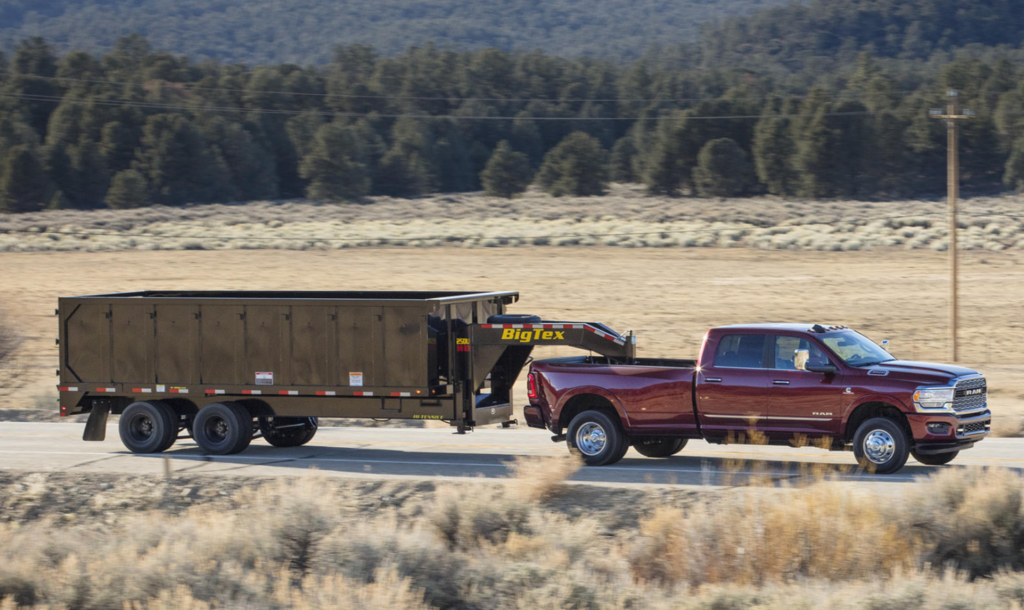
[242,390,261,395]
[316,391,336,396]
[279,391,299,396]
[205,390,225,395]
[96,387,116,393]
[58,386,79,392]
[132,388,153,393]
[390,392,411,397]
[169,388,188,394]
[354,391,373,396]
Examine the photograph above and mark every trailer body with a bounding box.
[56,290,636,449]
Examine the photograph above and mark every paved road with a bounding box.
[1,422,1021,488]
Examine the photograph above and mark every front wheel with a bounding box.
[566,410,625,466]
[853,417,910,474]
[258,416,318,447]
[633,438,687,458]
[911,449,958,466]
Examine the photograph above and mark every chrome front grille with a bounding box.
[953,376,986,412]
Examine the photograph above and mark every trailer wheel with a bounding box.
[119,401,177,454]
[258,417,318,447]
[633,438,687,458]
[566,410,625,466]
[193,402,253,455]
[911,449,958,466]
[853,417,910,474]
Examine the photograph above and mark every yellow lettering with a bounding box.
[502,328,515,340]
[542,331,553,340]
[554,331,565,340]
[520,330,533,343]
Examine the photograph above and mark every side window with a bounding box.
[714,334,766,368]
[773,336,829,370]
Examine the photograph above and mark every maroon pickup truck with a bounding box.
[523,324,991,474]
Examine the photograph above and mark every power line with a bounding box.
[0,92,903,121]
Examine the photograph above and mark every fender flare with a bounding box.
[841,393,911,437]
[554,386,632,429]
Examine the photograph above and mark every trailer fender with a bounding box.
[554,387,632,432]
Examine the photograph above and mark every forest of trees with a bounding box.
[0,0,787,65]
[2,23,1024,212]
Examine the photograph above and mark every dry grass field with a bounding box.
[0,462,1022,609]
[1,244,1023,434]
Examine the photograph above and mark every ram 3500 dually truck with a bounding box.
[524,324,991,474]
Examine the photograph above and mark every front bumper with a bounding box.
[907,409,991,451]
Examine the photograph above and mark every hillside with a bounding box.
[0,0,787,64]
[696,0,1024,69]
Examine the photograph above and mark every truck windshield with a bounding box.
[820,331,895,367]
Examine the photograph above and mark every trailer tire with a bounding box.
[911,449,958,466]
[567,410,625,466]
[853,417,910,474]
[194,402,253,455]
[633,438,687,458]
[119,401,178,454]
[259,417,318,448]
[487,314,543,325]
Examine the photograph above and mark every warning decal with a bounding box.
[256,372,274,385]
[349,372,363,387]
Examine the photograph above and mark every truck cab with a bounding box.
[526,323,990,474]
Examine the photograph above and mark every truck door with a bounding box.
[764,334,844,439]
[696,332,771,440]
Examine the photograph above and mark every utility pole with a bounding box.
[930,91,974,362]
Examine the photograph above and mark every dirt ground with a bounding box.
[2,247,1022,434]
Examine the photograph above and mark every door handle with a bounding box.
[705,377,722,382]
[773,380,790,385]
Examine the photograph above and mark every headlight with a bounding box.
[913,387,955,412]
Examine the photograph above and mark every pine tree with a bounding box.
[480,140,532,198]
[752,116,796,196]
[609,136,638,183]
[298,122,371,202]
[536,132,608,197]
[1003,138,1024,192]
[694,138,752,197]
[68,138,110,208]
[106,169,149,209]
[642,122,686,196]
[0,145,47,213]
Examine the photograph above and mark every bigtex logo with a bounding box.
[502,328,565,342]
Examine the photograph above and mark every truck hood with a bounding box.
[863,360,979,384]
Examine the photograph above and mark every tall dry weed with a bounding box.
[504,453,581,502]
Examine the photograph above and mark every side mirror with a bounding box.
[806,364,836,375]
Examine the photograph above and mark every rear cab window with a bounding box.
[713,334,766,368]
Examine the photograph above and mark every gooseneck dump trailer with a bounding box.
[56,290,634,454]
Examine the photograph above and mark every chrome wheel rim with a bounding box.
[576,422,607,456]
[863,430,896,464]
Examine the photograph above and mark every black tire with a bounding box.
[152,400,181,452]
[487,314,543,325]
[853,417,910,474]
[119,401,177,454]
[633,438,687,458]
[193,402,253,455]
[911,449,959,466]
[566,410,625,466]
[258,416,319,448]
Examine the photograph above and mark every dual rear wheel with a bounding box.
[566,410,688,466]
[119,401,318,455]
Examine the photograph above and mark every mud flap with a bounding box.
[83,402,110,441]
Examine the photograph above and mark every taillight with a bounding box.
[527,373,538,400]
